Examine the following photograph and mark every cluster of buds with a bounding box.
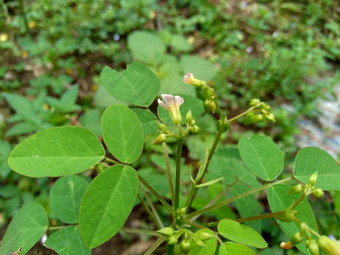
[183,73,217,114]
[288,172,324,199]
[185,109,200,135]
[244,98,275,124]
[157,227,214,254]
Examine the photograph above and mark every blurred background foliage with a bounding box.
[0,0,339,253]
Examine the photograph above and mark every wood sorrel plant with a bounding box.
[2,61,340,255]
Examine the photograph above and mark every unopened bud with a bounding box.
[195,230,214,241]
[263,112,276,122]
[193,238,205,247]
[168,235,178,245]
[280,241,294,249]
[309,172,318,185]
[157,227,174,236]
[313,188,324,199]
[204,100,216,113]
[153,134,167,145]
[288,184,304,194]
[190,125,200,134]
[307,239,319,255]
[318,235,340,255]
[186,109,193,124]
[157,123,168,133]
[180,239,191,254]
[290,232,303,245]
[249,98,261,106]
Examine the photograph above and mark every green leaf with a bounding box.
[293,147,340,191]
[8,126,105,177]
[334,191,340,217]
[101,61,160,107]
[219,242,256,255]
[218,219,267,248]
[188,229,217,255]
[61,85,78,104]
[0,202,48,255]
[44,226,91,255]
[101,104,143,163]
[49,175,88,224]
[128,31,166,66]
[238,135,284,181]
[157,94,204,125]
[267,184,318,254]
[180,56,217,81]
[79,165,138,248]
[132,108,158,135]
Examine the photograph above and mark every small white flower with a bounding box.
[158,94,184,124]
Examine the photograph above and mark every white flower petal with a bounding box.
[161,94,175,106]
[158,99,167,109]
[175,96,184,106]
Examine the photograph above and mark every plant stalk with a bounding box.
[174,138,183,210]
[163,142,175,206]
[138,174,175,215]
[186,177,292,219]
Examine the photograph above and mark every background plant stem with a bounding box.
[174,138,183,210]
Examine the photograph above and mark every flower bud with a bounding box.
[280,241,294,249]
[193,238,205,247]
[263,112,276,122]
[153,134,167,145]
[168,235,178,245]
[157,123,168,133]
[204,100,216,113]
[307,239,319,255]
[309,172,318,185]
[249,98,261,106]
[290,232,303,245]
[190,125,200,135]
[195,230,214,241]
[183,73,206,87]
[185,109,193,124]
[318,235,340,255]
[288,184,304,194]
[157,227,174,236]
[180,239,191,254]
[313,188,324,199]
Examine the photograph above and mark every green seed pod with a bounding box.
[157,227,174,236]
[313,188,324,199]
[168,235,178,245]
[290,232,304,245]
[307,239,319,255]
[288,184,304,194]
[309,172,318,185]
[263,112,276,122]
[180,239,191,254]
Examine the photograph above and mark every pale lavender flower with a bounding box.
[158,94,184,124]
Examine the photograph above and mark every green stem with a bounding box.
[186,177,292,219]
[185,123,225,210]
[235,210,287,223]
[163,142,175,206]
[145,236,166,255]
[225,103,263,124]
[104,157,121,165]
[138,174,175,215]
[144,191,164,229]
[18,0,30,35]
[175,138,183,210]
[48,226,69,231]
[121,227,161,237]
[289,194,305,210]
[137,193,161,229]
